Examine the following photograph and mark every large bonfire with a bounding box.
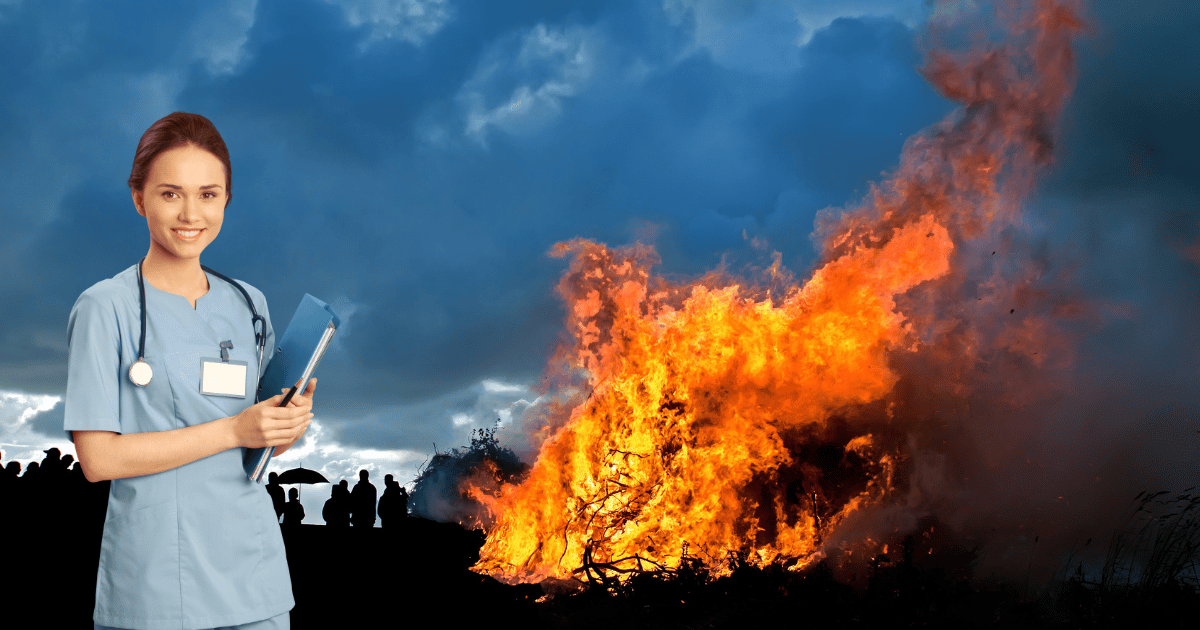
[471,0,1087,584]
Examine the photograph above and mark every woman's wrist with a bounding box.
[219,414,241,450]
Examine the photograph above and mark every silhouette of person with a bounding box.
[55,453,81,514]
[0,459,17,490]
[350,469,377,528]
[57,454,79,503]
[42,448,66,485]
[283,487,304,527]
[69,461,88,488]
[378,475,398,529]
[4,460,23,507]
[336,481,351,525]
[21,461,44,527]
[0,458,16,530]
[398,486,408,519]
[266,472,286,523]
[322,483,350,528]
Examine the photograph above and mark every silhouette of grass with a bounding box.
[1049,488,1200,628]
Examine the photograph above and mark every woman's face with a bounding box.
[133,143,228,264]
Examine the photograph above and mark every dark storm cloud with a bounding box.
[0,176,142,393]
[10,0,1190,498]
[1024,0,1200,497]
[25,398,64,438]
[0,1,970,455]
[315,377,539,454]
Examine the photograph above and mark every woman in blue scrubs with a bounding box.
[64,112,316,630]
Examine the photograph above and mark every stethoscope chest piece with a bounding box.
[129,359,153,386]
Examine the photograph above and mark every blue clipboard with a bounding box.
[244,293,340,482]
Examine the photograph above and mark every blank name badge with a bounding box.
[200,358,248,398]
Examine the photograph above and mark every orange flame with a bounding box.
[472,0,1086,584]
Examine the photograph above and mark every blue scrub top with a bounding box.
[64,263,294,630]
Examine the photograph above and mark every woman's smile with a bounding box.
[172,228,205,242]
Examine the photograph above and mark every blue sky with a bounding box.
[1,0,1197,531]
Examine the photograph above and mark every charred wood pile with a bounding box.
[279,511,1199,629]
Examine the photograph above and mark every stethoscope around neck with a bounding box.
[129,256,267,391]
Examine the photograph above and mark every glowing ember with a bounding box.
[471,0,1085,584]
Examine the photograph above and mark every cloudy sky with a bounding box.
[1,0,1197,528]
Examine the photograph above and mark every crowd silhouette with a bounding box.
[258,467,410,528]
[2,449,413,531]
[0,447,108,532]
[0,448,508,628]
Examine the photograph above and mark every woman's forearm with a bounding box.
[74,417,238,482]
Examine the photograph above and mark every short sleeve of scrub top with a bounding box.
[64,263,294,630]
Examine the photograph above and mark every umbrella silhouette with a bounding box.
[276,466,328,498]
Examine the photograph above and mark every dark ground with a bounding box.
[3,465,1198,629]
[284,521,1199,630]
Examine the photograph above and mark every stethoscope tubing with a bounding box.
[132,256,267,392]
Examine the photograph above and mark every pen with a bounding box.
[278,382,301,407]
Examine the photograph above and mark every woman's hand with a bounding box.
[273,379,316,456]
[229,378,315,449]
